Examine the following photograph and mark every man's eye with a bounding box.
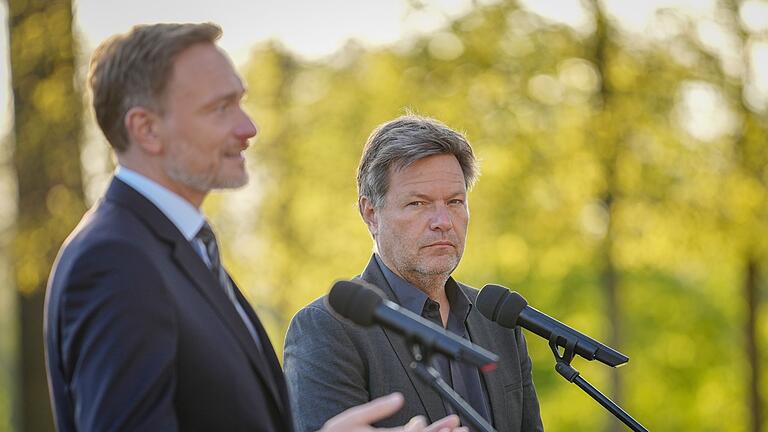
[449,199,465,205]
[217,101,232,112]
[408,201,424,207]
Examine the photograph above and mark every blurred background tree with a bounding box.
[1,0,765,431]
[5,0,84,431]
[234,1,767,431]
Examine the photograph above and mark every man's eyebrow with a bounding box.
[403,191,466,199]
[201,88,245,108]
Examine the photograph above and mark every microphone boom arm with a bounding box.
[547,330,649,432]
[406,341,497,432]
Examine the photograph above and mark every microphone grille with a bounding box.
[477,284,528,328]
[327,279,384,326]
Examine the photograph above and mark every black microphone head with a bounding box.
[327,279,384,327]
[477,284,528,328]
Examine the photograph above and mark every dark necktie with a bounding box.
[195,222,263,351]
[195,222,236,302]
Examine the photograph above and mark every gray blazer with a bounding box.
[284,256,543,432]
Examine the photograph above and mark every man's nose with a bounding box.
[429,204,453,231]
[235,109,258,140]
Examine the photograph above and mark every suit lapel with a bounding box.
[105,178,286,416]
[466,301,509,431]
[171,243,283,403]
[232,284,292,423]
[360,256,448,422]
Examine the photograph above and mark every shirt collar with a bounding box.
[374,254,472,323]
[115,166,205,241]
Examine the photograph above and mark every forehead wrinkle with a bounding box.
[396,173,466,187]
[402,189,467,200]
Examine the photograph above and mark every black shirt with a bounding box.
[374,255,492,429]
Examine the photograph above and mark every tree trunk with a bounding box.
[589,2,623,430]
[744,257,763,432]
[7,0,84,430]
[716,1,766,429]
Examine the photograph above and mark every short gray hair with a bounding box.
[357,114,479,210]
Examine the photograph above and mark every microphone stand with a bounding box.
[407,342,496,432]
[548,333,649,432]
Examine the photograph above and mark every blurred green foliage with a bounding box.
[225,1,767,431]
[2,0,766,431]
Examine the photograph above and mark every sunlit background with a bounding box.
[1,0,767,431]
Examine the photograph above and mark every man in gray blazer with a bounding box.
[284,115,544,431]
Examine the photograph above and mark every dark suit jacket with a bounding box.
[44,178,293,432]
[284,256,543,432]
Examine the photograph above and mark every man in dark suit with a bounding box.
[45,24,460,432]
[284,115,544,431]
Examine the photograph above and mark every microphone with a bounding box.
[328,279,499,372]
[476,284,628,367]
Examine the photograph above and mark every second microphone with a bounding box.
[327,278,499,371]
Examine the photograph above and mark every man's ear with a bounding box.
[124,106,163,155]
[359,196,379,238]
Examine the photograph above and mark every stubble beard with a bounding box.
[164,157,249,193]
[394,249,462,296]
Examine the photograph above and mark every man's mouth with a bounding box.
[225,141,250,159]
[223,151,245,160]
[424,241,455,248]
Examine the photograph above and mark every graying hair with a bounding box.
[357,114,479,210]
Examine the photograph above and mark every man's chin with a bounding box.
[417,257,460,276]
[166,166,248,192]
[212,173,249,189]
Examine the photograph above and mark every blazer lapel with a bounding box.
[232,284,292,423]
[360,256,448,422]
[171,243,282,403]
[466,302,510,431]
[105,178,284,415]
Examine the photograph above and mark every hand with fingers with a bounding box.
[319,392,468,432]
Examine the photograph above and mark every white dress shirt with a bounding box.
[115,166,262,350]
